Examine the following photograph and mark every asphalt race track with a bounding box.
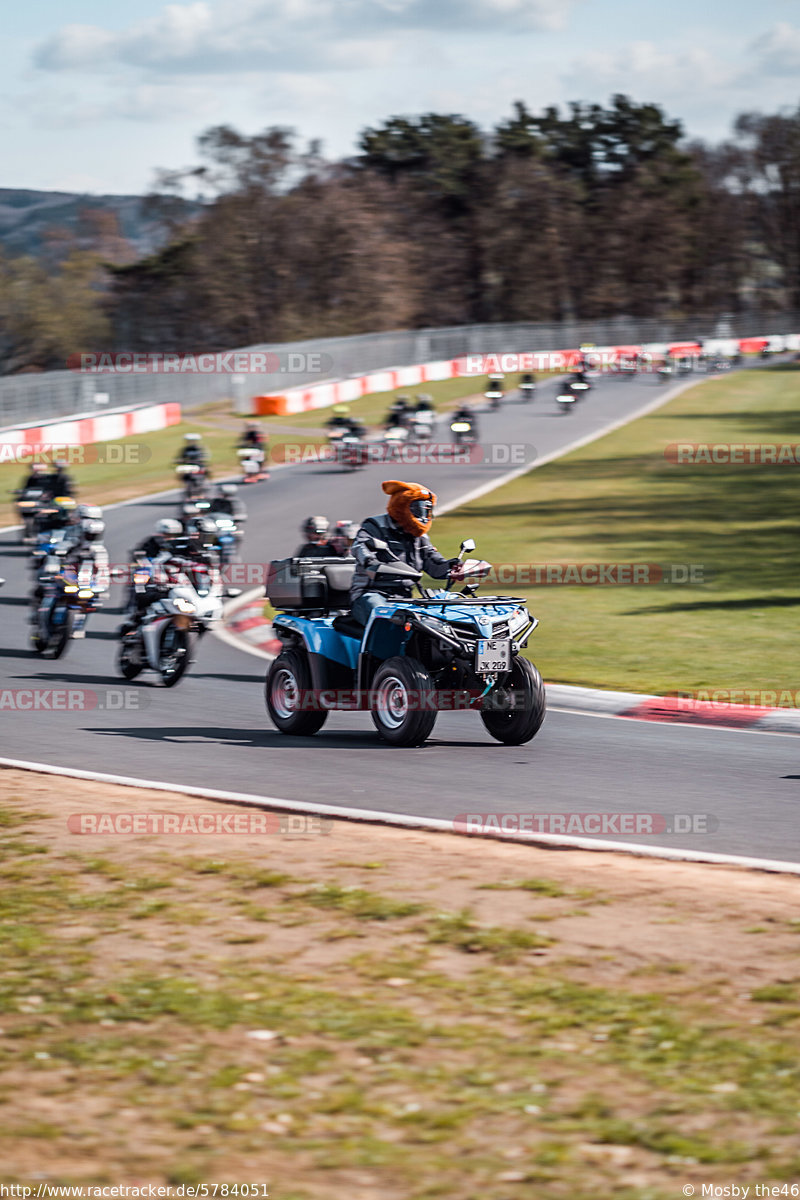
[2,372,797,864]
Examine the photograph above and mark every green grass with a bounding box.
[435,365,800,694]
[3,793,800,1193]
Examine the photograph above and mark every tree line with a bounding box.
[3,95,800,372]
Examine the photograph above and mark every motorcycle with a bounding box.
[176,462,209,500]
[237,445,269,483]
[485,380,504,411]
[383,425,410,459]
[337,433,368,471]
[450,416,477,446]
[31,560,103,658]
[117,559,223,687]
[264,537,545,747]
[184,499,245,570]
[518,381,536,402]
[556,379,589,413]
[410,409,436,441]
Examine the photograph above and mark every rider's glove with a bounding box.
[448,558,465,581]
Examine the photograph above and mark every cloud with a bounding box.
[564,41,737,102]
[34,0,572,81]
[750,22,800,76]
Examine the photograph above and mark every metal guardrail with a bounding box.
[2,310,798,428]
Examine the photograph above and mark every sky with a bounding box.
[3,0,800,195]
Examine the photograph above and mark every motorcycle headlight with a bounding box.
[77,589,95,599]
[63,584,79,593]
[450,422,470,432]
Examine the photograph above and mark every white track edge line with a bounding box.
[2,756,799,875]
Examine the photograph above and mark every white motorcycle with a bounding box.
[175,462,208,500]
[237,446,268,483]
[410,409,436,441]
[117,559,224,687]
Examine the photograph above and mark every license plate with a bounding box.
[475,638,511,673]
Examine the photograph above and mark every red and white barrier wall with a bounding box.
[252,333,800,416]
[0,402,182,454]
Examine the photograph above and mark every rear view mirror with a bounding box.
[460,538,476,553]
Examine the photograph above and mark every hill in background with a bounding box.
[0,187,201,261]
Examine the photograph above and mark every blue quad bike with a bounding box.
[264,538,546,747]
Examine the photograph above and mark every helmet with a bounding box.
[156,518,183,539]
[184,432,202,442]
[382,480,437,537]
[31,463,48,476]
[193,517,218,544]
[301,515,330,540]
[334,520,358,543]
[220,483,237,497]
[82,518,105,542]
[53,459,69,470]
[182,502,200,518]
[78,504,102,520]
[332,404,350,416]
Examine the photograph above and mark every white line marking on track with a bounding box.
[2,755,799,874]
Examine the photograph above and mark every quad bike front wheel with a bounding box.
[480,656,546,745]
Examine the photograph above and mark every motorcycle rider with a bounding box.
[330,519,358,557]
[210,482,247,524]
[349,480,464,626]
[296,516,339,558]
[43,459,76,499]
[238,423,268,478]
[120,518,185,633]
[239,423,265,452]
[17,461,50,494]
[326,405,366,439]
[30,503,106,620]
[65,506,109,586]
[451,402,479,437]
[385,395,413,429]
[176,432,210,471]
